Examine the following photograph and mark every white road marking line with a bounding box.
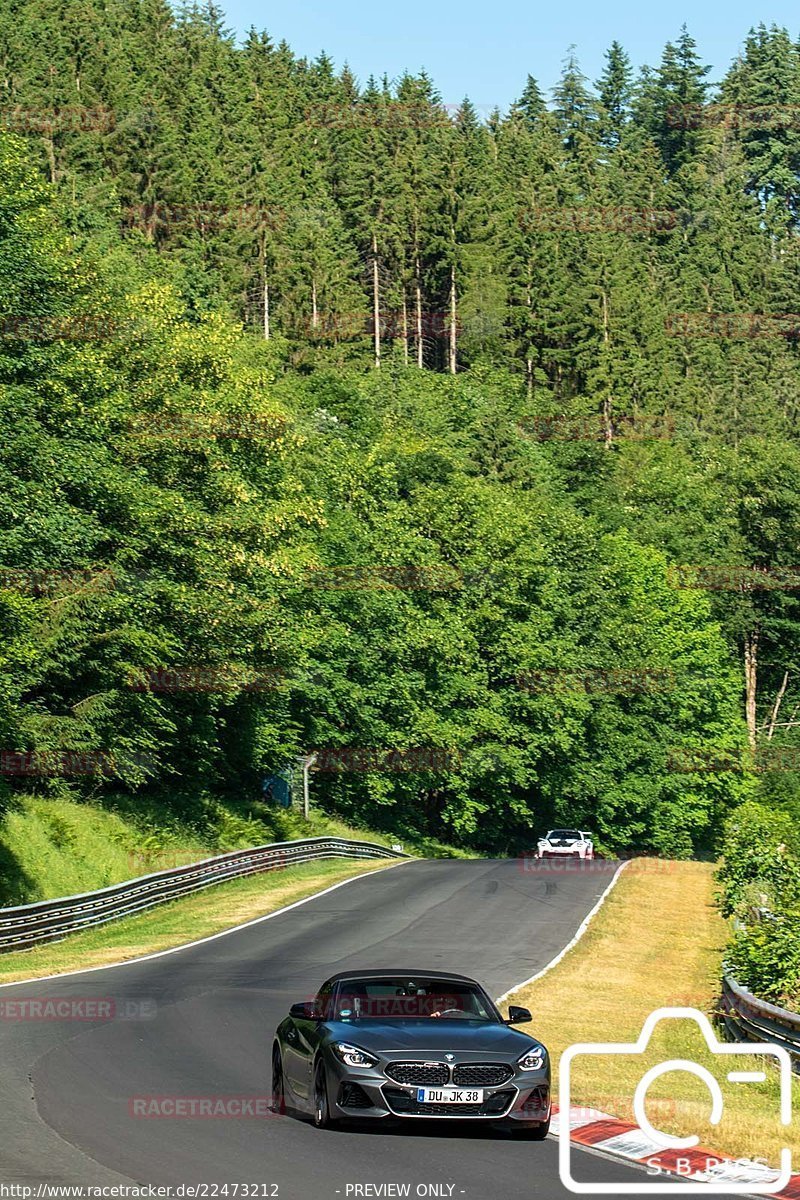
[0,859,412,988]
[495,860,629,1003]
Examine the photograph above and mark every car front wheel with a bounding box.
[271,1046,285,1114]
[313,1061,338,1129]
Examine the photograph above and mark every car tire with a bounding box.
[271,1046,286,1115]
[313,1060,338,1129]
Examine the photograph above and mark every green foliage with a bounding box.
[728,913,800,1006]
[717,798,800,1004]
[3,12,800,878]
[716,800,800,917]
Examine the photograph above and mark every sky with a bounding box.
[220,0,799,113]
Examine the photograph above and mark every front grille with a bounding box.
[339,1081,373,1109]
[383,1087,514,1118]
[385,1062,449,1087]
[452,1063,514,1087]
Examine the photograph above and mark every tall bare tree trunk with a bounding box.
[44,135,56,184]
[415,259,423,368]
[372,233,381,370]
[263,277,270,341]
[311,278,318,331]
[401,293,409,365]
[766,670,789,740]
[448,263,457,375]
[526,275,533,398]
[744,629,759,753]
[601,289,613,445]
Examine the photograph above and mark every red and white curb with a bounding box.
[552,1105,800,1196]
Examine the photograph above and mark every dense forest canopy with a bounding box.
[1,1,800,855]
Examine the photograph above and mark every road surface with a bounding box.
[0,858,740,1197]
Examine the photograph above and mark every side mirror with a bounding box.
[506,1005,532,1025]
[289,1001,318,1020]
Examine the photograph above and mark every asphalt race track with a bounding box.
[0,858,742,1199]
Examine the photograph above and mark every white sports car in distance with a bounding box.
[536,829,594,859]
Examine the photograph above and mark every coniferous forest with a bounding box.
[3,2,800,861]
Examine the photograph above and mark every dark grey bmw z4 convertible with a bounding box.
[271,969,551,1136]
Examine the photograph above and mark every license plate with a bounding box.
[416,1087,484,1104]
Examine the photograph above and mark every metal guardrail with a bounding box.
[0,836,409,954]
[720,969,800,1072]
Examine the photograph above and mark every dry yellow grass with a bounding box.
[0,857,402,984]
[507,860,800,1168]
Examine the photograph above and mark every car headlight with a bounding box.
[518,1045,547,1071]
[332,1042,378,1068]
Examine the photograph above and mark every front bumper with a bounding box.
[326,1057,551,1123]
[538,846,588,857]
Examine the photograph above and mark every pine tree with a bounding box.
[552,47,598,156]
[719,25,800,229]
[596,41,633,148]
[646,26,711,173]
[517,75,546,129]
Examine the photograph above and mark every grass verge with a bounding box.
[0,791,471,908]
[0,856,402,985]
[506,860,800,1169]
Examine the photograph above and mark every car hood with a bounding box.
[322,1019,539,1054]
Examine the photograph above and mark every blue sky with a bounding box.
[220,1,799,112]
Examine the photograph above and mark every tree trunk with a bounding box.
[415,260,423,368]
[372,232,381,370]
[526,273,534,397]
[263,276,270,341]
[601,289,613,445]
[44,135,56,184]
[744,630,759,754]
[401,293,409,365]
[766,671,789,740]
[448,262,457,375]
[311,278,318,330]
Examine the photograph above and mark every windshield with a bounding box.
[548,829,582,840]
[328,977,497,1021]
